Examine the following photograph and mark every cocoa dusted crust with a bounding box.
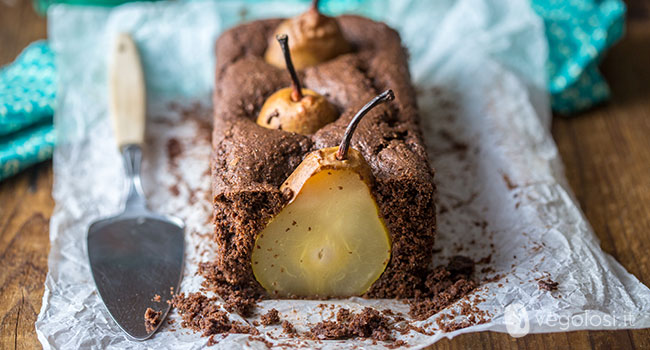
[208,16,436,302]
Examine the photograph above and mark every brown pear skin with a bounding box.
[264,3,351,70]
[257,87,338,134]
[280,146,374,200]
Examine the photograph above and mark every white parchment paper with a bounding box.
[36,0,650,348]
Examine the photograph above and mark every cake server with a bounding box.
[87,33,185,340]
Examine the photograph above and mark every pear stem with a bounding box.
[311,0,319,11]
[276,34,303,102]
[336,89,395,161]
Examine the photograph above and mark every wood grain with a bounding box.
[0,163,52,350]
[0,1,649,349]
[0,2,50,349]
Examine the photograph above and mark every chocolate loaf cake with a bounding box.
[208,15,436,301]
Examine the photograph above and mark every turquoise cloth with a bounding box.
[531,0,626,114]
[0,0,627,181]
[0,41,56,180]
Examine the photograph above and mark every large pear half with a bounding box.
[251,147,391,297]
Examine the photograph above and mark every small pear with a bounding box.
[264,0,351,70]
[252,90,395,298]
[257,34,338,134]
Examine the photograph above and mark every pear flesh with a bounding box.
[256,87,338,135]
[251,148,391,297]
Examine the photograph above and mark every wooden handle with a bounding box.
[109,33,146,149]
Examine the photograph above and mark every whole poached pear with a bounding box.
[264,0,351,70]
[257,34,338,135]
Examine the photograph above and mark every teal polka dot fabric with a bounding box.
[0,123,55,180]
[0,41,56,181]
[531,0,626,114]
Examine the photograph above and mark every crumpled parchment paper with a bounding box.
[36,0,650,349]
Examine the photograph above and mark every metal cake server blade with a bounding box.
[87,33,185,341]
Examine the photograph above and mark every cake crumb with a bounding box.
[538,278,559,291]
[408,256,478,321]
[248,335,273,348]
[502,172,517,190]
[386,340,407,349]
[144,308,162,333]
[166,138,183,167]
[281,320,296,335]
[309,307,394,342]
[171,292,258,337]
[207,335,218,346]
[260,308,281,326]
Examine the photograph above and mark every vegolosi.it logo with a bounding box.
[504,302,530,337]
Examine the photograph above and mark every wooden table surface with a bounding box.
[1,0,649,349]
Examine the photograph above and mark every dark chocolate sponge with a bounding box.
[209,15,436,300]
